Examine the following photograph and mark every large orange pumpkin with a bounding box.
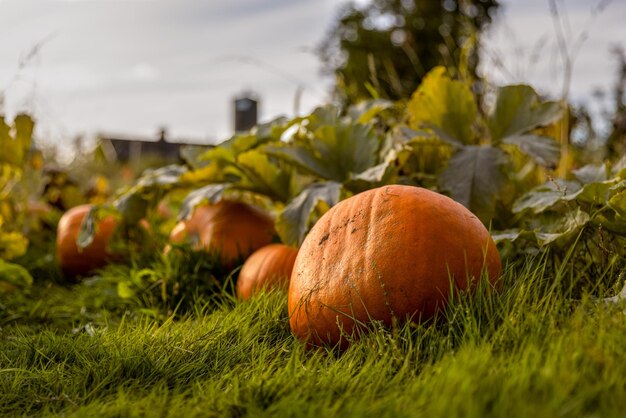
[56,204,118,278]
[288,185,502,348]
[236,243,298,300]
[168,200,275,267]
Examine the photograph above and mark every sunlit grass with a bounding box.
[1,253,626,417]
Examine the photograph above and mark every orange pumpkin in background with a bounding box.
[168,200,275,268]
[56,204,118,279]
[288,185,502,349]
[236,243,298,300]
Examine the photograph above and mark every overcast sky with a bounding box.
[0,0,624,159]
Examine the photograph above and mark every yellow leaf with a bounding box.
[0,231,29,260]
[407,66,477,145]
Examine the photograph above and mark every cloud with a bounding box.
[127,63,160,82]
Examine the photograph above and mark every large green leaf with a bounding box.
[608,187,626,219]
[348,99,393,124]
[512,179,581,214]
[491,229,537,245]
[493,209,590,249]
[199,116,291,162]
[115,193,149,225]
[592,211,626,236]
[275,182,342,247]
[572,163,609,184]
[179,184,230,221]
[344,161,396,194]
[266,121,381,183]
[407,66,477,145]
[306,105,341,131]
[235,149,293,203]
[134,164,188,189]
[439,146,508,222]
[502,135,560,168]
[573,181,616,205]
[179,145,214,169]
[191,117,292,170]
[487,85,562,142]
[534,208,590,248]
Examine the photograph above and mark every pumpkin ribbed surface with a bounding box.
[288,185,502,348]
[236,243,298,300]
[56,204,118,278]
[168,200,275,267]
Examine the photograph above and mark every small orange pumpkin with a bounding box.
[167,200,275,267]
[236,243,298,300]
[288,185,502,348]
[56,204,118,278]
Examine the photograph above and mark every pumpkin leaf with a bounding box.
[492,229,538,244]
[407,66,477,145]
[76,205,118,250]
[178,183,230,221]
[198,116,292,162]
[348,99,393,124]
[235,149,293,203]
[266,120,381,183]
[135,164,188,189]
[276,182,342,247]
[0,259,33,288]
[76,206,98,249]
[502,135,561,168]
[306,105,341,131]
[344,161,396,194]
[488,85,562,142]
[572,163,609,184]
[179,145,214,169]
[573,180,616,205]
[180,159,241,185]
[535,208,590,248]
[592,211,626,236]
[608,188,626,219]
[115,193,149,225]
[512,179,581,214]
[494,208,590,249]
[439,146,508,222]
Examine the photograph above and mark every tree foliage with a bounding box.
[318,0,499,104]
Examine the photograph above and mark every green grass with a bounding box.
[1,254,626,417]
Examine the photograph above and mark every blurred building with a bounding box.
[98,95,260,163]
[234,94,258,133]
[99,128,208,163]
